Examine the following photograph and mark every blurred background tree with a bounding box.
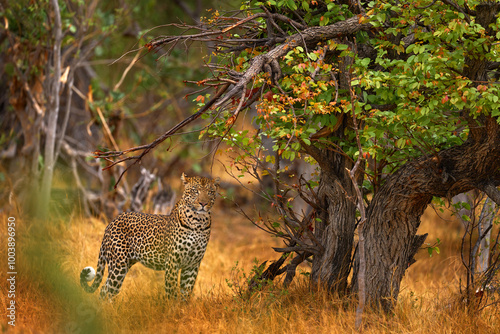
[0,0,227,218]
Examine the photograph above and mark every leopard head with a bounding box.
[180,173,220,213]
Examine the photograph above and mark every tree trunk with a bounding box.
[38,0,63,218]
[307,114,361,294]
[363,117,500,311]
[311,165,357,294]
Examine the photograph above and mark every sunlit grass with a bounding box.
[0,205,499,333]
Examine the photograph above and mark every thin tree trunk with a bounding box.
[39,0,63,218]
[452,193,473,228]
[477,198,496,274]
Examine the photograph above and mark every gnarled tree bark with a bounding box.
[311,160,358,294]
[304,115,361,294]
[364,116,500,311]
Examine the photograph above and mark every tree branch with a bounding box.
[478,182,500,206]
[151,15,371,108]
[94,83,230,187]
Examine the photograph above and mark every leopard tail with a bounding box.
[80,248,106,293]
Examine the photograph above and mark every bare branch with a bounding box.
[114,49,143,91]
[478,183,500,206]
[153,15,372,109]
[94,83,230,187]
[273,245,319,254]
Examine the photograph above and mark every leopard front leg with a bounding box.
[179,263,201,299]
[164,256,180,299]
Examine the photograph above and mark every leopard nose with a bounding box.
[199,202,207,207]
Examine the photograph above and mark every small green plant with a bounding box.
[226,259,269,299]
[225,258,289,305]
[426,238,441,257]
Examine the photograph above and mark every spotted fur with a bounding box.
[80,173,219,299]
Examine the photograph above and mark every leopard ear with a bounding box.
[181,173,188,185]
[214,177,220,187]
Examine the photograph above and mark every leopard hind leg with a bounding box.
[99,261,133,299]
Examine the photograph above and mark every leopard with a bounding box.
[80,173,219,299]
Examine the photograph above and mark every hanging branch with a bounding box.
[94,83,230,187]
[94,12,372,186]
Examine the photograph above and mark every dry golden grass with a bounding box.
[1,203,499,333]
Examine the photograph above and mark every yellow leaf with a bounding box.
[225,115,236,127]
[358,14,369,24]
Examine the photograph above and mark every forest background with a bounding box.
[0,0,500,333]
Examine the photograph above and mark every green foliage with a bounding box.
[200,0,500,196]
